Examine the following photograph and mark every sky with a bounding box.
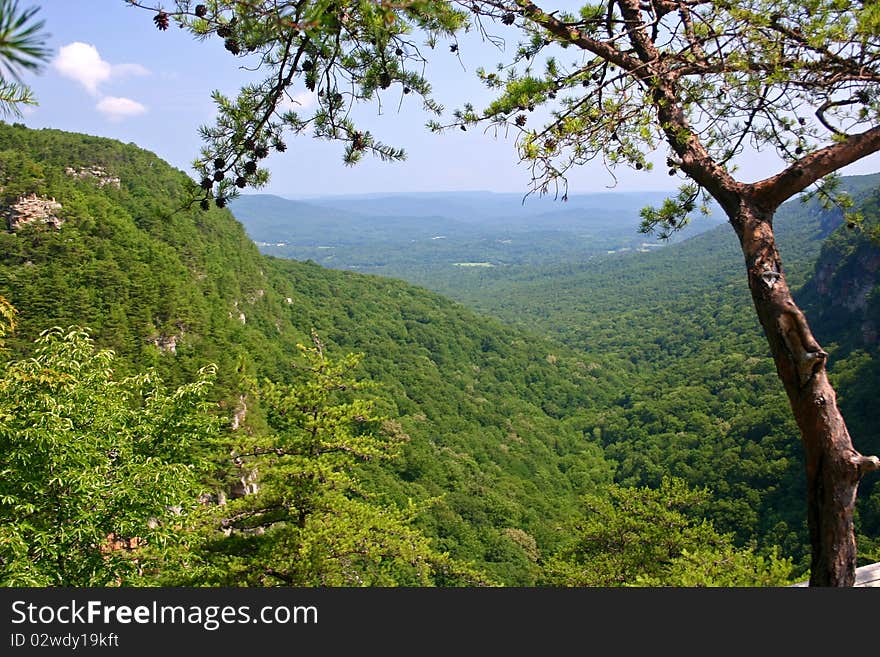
[16,1,880,200]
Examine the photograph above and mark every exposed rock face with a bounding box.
[230,300,247,324]
[230,394,247,431]
[152,334,177,353]
[4,194,63,231]
[230,468,259,498]
[813,250,880,314]
[151,323,186,354]
[226,391,259,503]
[799,229,880,348]
[65,165,121,189]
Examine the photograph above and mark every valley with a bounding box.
[230,190,726,299]
[2,123,879,586]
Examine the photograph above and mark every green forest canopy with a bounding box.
[1,115,878,584]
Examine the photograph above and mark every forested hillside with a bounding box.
[422,175,880,565]
[233,163,880,570]
[2,122,877,586]
[0,123,619,585]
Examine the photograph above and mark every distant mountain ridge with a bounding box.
[234,188,724,232]
[230,189,727,292]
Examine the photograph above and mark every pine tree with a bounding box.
[0,0,49,117]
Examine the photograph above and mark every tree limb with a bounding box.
[512,0,643,72]
[852,454,880,476]
[751,124,880,210]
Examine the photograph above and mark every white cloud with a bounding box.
[53,42,149,95]
[278,91,317,112]
[96,96,147,121]
[111,62,150,78]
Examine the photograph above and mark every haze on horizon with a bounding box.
[16,1,880,200]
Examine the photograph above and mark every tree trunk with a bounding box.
[731,198,879,586]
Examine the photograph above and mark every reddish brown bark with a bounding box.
[732,198,880,586]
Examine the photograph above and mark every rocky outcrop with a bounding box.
[799,227,880,348]
[4,194,63,231]
[152,334,179,354]
[230,394,247,431]
[813,249,880,314]
[230,467,259,498]
[65,165,121,189]
[150,322,186,354]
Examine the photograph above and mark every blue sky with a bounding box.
[17,1,880,199]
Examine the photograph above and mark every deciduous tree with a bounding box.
[0,309,221,585]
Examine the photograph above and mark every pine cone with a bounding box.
[502,13,515,26]
[195,4,208,18]
[154,11,170,31]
